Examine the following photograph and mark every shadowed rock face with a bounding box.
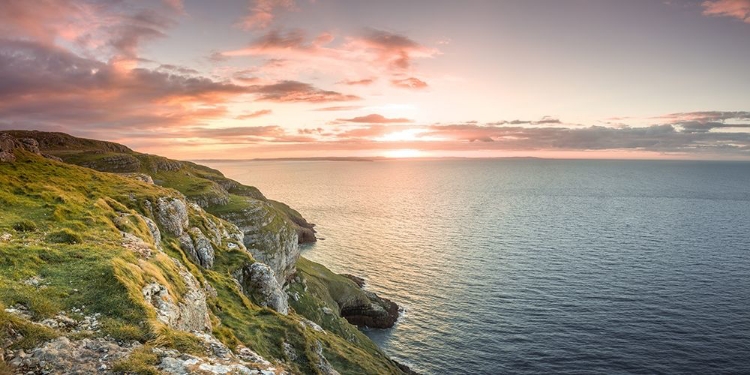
[340,291,400,329]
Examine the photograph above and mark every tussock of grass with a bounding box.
[111,346,160,375]
[12,220,37,232]
[47,229,83,244]
[153,328,205,356]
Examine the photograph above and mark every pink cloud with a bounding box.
[236,109,273,119]
[391,77,428,89]
[339,78,376,86]
[218,28,438,79]
[336,114,413,124]
[246,81,361,102]
[237,0,298,30]
[347,28,438,71]
[702,0,750,22]
[311,106,364,112]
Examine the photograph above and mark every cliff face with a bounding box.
[0,132,407,375]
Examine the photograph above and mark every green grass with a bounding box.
[111,345,160,375]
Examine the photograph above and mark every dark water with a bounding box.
[203,159,750,374]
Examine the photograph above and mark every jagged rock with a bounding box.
[140,215,162,249]
[142,259,211,332]
[179,227,215,269]
[219,199,300,284]
[156,197,189,236]
[0,133,44,161]
[0,133,17,162]
[17,138,40,154]
[234,263,289,315]
[340,291,400,329]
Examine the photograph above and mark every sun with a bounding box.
[383,149,423,158]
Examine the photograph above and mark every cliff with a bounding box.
[0,132,405,375]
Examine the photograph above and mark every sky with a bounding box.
[1,0,750,160]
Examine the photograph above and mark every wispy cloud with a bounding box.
[336,114,413,124]
[702,0,750,23]
[391,77,428,89]
[246,81,361,102]
[236,109,273,119]
[311,106,364,112]
[237,0,298,30]
[339,78,376,86]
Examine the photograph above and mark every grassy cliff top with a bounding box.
[0,135,404,374]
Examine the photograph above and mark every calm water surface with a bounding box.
[202,159,750,374]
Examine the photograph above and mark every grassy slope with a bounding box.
[0,150,402,374]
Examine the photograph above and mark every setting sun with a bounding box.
[383,149,423,158]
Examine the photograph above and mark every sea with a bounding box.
[201,158,750,375]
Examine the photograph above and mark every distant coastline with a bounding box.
[192,156,545,163]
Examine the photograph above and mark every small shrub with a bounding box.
[47,229,83,244]
[13,220,37,232]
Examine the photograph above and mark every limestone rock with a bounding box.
[0,133,17,162]
[156,197,189,236]
[234,263,289,315]
[179,227,215,269]
[140,214,162,249]
[219,199,300,284]
[142,259,211,332]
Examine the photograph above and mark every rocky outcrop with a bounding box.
[140,214,162,249]
[142,259,211,332]
[340,290,400,329]
[219,199,300,284]
[156,197,189,236]
[179,227,215,269]
[234,263,289,315]
[0,133,60,162]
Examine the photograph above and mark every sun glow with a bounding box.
[383,149,423,158]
